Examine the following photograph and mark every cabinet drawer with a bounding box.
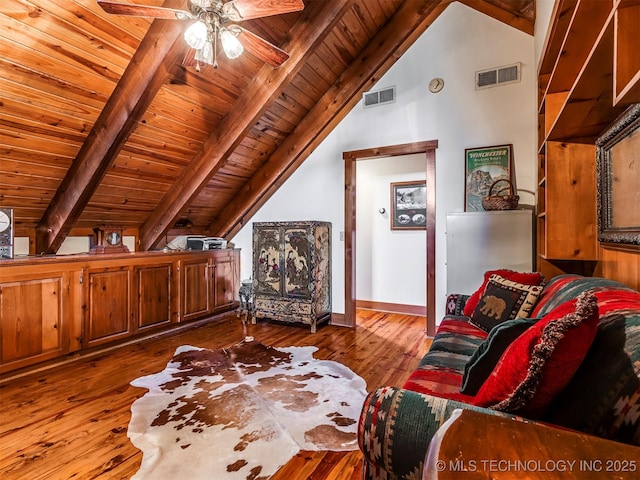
[254,296,312,320]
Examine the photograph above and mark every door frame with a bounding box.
[343,140,437,335]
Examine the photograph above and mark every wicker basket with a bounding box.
[482,178,519,211]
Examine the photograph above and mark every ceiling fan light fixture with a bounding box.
[220,28,244,59]
[96,0,300,70]
[184,20,208,50]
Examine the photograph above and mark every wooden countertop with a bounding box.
[0,248,239,268]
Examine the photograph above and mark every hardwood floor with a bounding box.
[0,310,431,479]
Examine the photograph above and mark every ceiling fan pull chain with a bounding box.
[213,19,219,69]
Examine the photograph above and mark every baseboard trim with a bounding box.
[356,300,426,316]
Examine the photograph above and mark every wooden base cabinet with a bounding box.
[253,221,331,333]
[84,261,176,348]
[0,250,239,375]
[0,271,80,373]
[180,249,240,322]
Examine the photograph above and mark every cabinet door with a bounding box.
[85,267,131,347]
[181,258,211,321]
[254,226,282,296]
[135,263,173,331]
[0,273,71,372]
[283,226,311,299]
[212,252,237,311]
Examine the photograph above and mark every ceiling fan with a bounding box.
[97,0,304,70]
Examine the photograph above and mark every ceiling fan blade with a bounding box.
[223,0,304,21]
[239,28,289,68]
[97,1,192,20]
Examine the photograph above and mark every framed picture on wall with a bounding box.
[465,144,513,211]
[391,180,427,230]
[597,103,640,247]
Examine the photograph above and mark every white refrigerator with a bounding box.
[446,210,534,296]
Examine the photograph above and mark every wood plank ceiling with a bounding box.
[0,0,534,253]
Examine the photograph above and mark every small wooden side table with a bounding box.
[423,408,639,479]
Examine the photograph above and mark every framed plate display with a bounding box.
[391,180,427,230]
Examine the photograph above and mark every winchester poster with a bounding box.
[465,144,513,211]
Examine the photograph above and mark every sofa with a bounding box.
[358,274,640,479]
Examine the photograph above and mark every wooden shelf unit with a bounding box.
[536,0,640,278]
[614,0,640,105]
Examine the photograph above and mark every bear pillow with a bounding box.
[463,270,546,317]
[470,274,544,332]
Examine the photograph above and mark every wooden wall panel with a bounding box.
[544,142,598,260]
[599,246,640,290]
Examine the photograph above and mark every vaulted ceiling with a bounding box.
[0,0,534,254]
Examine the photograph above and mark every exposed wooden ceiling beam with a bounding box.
[459,0,535,35]
[209,0,449,238]
[34,12,187,254]
[138,0,354,251]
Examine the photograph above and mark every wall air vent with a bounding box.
[362,86,396,108]
[475,63,521,90]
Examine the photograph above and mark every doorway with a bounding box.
[343,141,437,335]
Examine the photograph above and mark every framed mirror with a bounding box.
[596,103,640,247]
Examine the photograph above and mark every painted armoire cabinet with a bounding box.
[252,221,331,333]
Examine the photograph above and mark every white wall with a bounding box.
[231,2,537,323]
[356,154,426,305]
[535,0,556,67]
[14,235,136,256]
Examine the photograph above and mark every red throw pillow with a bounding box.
[472,291,598,418]
[463,270,545,317]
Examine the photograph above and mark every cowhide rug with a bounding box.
[127,341,368,480]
